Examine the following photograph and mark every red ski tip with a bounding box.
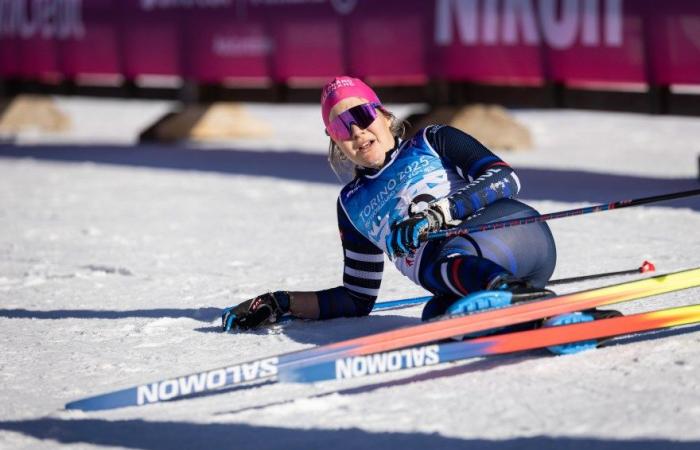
[640,260,656,273]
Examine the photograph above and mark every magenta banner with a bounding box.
[345,1,431,84]
[185,17,269,82]
[645,1,700,85]
[271,13,344,82]
[433,0,546,83]
[1,0,699,87]
[544,0,645,84]
[122,19,180,79]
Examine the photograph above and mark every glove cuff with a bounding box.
[430,198,461,227]
[271,291,291,313]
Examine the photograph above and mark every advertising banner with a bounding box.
[1,0,699,86]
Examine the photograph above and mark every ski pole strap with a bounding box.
[425,188,700,241]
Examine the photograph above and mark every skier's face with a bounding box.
[328,97,394,169]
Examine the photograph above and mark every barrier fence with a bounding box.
[1,0,699,89]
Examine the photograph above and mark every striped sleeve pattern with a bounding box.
[425,125,521,220]
[337,199,384,300]
[343,248,383,298]
[315,200,385,320]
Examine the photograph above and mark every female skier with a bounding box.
[222,76,562,332]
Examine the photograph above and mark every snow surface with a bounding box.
[0,104,700,450]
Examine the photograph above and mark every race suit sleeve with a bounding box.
[425,124,522,220]
[315,200,384,319]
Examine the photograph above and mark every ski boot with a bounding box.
[543,308,624,355]
[445,274,556,317]
[437,274,556,339]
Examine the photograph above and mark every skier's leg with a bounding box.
[418,200,557,320]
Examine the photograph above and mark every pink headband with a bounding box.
[321,76,381,128]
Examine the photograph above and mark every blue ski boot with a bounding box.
[543,309,624,355]
[446,274,555,316]
[428,275,555,339]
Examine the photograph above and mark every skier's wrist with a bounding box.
[429,198,460,227]
[271,290,291,314]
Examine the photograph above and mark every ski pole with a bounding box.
[548,260,655,286]
[372,261,656,312]
[426,188,700,241]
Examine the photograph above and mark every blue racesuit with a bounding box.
[315,125,556,320]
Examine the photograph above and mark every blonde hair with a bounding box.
[327,107,407,183]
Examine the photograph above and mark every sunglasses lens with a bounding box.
[350,103,378,129]
[326,103,379,140]
[328,121,351,141]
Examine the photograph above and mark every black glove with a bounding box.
[221,291,291,331]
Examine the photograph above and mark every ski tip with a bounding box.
[64,390,134,411]
[640,260,656,273]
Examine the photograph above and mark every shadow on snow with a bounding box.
[0,307,221,323]
[0,417,698,450]
[0,306,418,346]
[1,144,698,210]
[258,314,421,345]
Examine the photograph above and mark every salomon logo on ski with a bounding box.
[136,357,278,405]
[335,345,440,379]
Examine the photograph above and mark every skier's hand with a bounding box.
[386,213,434,259]
[222,291,291,331]
[386,198,457,259]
